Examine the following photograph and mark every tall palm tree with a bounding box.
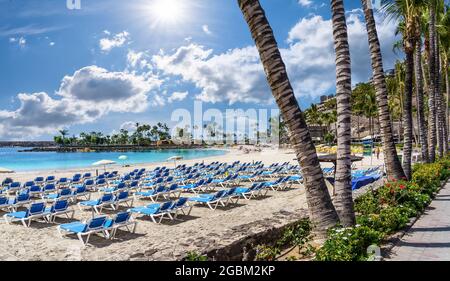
[415,35,430,162]
[383,0,425,179]
[361,0,406,180]
[58,129,69,146]
[330,0,355,226]
[237,0,339,236]
[428,0,438,161]
[440,5,450,144]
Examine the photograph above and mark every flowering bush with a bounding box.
[315,225,383,261]
[315,157,450,261]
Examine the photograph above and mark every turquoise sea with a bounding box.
[0,147,228,172]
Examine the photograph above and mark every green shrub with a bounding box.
[315,226,383,261]
[185,251,208,261]
[412,163,442,196]
[357,206,410,235]
[354,192,381,215]
[278,218,312,248]
[255,245,281,261]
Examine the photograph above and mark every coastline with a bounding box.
[4,148,231,179]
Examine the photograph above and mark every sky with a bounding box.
[0,0,403,141]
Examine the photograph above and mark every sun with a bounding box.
[150,0,186,25]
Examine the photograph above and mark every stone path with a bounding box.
[387,182,450,261]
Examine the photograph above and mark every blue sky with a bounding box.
[0,0,402,140]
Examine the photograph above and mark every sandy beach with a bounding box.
[0,148,385,261]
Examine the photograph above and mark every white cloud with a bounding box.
[153,44,272,105]
[99,31,129,53]
[0,66,163,139]
[168,91,188,103]
[298,0,313,7]
[152,9,399,105]
[49,42,55,46]
[120,121,137,132]
[202,25,212,35]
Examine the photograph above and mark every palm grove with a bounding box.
[237,0,450,236]
[54,122,171,146]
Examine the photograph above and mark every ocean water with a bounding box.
[0,147,228,172]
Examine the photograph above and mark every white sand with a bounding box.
[0,148,385,261]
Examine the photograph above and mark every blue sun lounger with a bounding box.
[188,190,228,210]
[128,201,174,223]
[57,216,111,246]
[135,185,165,202]
[78,193,116,214]
[45,199,75,223]
[104,212,137,240]
[3,202,48,227]
[7,193,32,211]
[233,182,267,200]
[113,191,134,209]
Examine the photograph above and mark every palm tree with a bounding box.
[415,35,430,162]
[440,6,450,145]
[361,0,406,180]
[383,0,425,179]
[237,0,339,236]
[330,0,355,226]
[428,0,438,161]
[58,129,69,146]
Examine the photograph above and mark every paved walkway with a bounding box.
[387,182,450,261]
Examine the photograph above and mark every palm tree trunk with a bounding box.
[445,60,450,147]
[402,49,414,179]
[237,0,339,236]
[361,0,406,180]
[414,39,429,163]
[436,41,445,158]
[330,0,355,226]
[428,1,438,162]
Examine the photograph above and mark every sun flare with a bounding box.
[150,0,185,25]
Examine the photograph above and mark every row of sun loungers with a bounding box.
[1,161,384,246]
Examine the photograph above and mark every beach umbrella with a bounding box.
[92,159,116,172]
[0,167,14,174]
[167,156,183,167]
[118,155,128,166]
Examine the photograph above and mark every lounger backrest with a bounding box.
[53,200,69,212]
[0,197,8,205]
[30,185,41,192]
[44,184,56,191]
[215,190,227,199]
[169,184,178,191]
[117,191,129,200]
[46,176,55,181]
[17,193,30,202]
[101,193,114,203]
[160,201,173,211]
[175,197,188,207]
[60,188,71,196]
[114,212,131,224]
[29,202,46,215]
[130,181,138,188]
[226,188,237,196]
[35,177,44,182]
[10,182,20,188]
[117,182,126,189]
[156,185,165,193]
[87,216,107,230]
[76,186,86,193]
[97,179,106,185]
